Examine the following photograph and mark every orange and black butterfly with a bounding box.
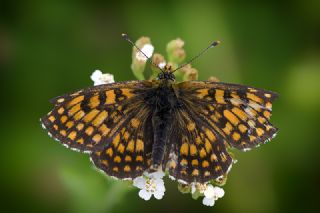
[41,34,278,184]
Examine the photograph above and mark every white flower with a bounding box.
[158,62,166,69]
[133,170,165,201]
[90,70,115,86]
[135,44,154,62]
[202,184,225,207]
[191,183,207,194]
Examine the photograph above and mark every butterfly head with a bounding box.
[157,65,175,81]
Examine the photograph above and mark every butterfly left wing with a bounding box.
[166,81,278,183]
[174,81,278,151]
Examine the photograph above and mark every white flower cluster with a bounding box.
[133,170,165,200]
[91,70,115,86]
[191,183,225,207]
[202,185,225,206]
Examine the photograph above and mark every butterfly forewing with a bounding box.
[41,81,154,152]
[176,81,278,151]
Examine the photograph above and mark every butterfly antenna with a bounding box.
[121,33,165,72]
[171,40,221,73]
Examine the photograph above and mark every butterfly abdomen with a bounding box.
[152,110,172,167]
[149,84,177,168]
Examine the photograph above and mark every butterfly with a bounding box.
[41,35,278,184]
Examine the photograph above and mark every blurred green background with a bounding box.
[1,0,320,212]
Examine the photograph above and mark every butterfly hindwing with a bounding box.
[90,107,154,179]
[165,104,233,183]
[41,81,154,152]
[176,81,278,151]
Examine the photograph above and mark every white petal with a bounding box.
[214,187,225,198]
[191,184,196,194]
[153,190,165,200]
[99,73,114,84]
[91,70,103,85]
[154,177,164,185]
[141,44,154,58]
[155,180,165,192]
[158,62,166,69]
[133,176,146,189]
[168,175,176,181]
[202,197,215,207]
[149,170,165,179]
[136,44,154,61]
[91,70,102,80]
[138,189,152,201]
[204,184,215,199]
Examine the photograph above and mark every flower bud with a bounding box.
[180,64,199,81]
[177,183,191,194]
[208,76,220,82]
[149,53,166,80]
[166,38,186,65]
[131,37,154,80]
[211,175,227,186]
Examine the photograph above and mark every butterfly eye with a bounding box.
[169,73,175,81]
[158,72,164,79]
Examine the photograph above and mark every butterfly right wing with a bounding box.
[90,104,154,179]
